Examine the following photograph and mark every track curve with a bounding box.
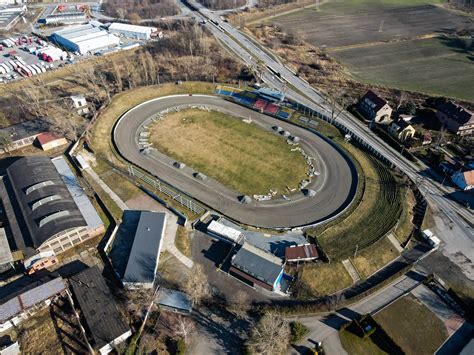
[113,95,358,229]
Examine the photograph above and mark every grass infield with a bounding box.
[150,108,308,195]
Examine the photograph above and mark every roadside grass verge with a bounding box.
[374,294,448,355]
[99,170,140,202]
[296,262,353,297]
[352,237,400,279]
[149,108,308,195]
[175,226,192,257]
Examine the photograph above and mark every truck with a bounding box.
[422,229,441,249]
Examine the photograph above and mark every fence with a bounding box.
[127,165,205,215]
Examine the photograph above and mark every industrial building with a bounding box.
[0,274,66,333]
[230,243,285,292]
[0,156,104,272]
[69,266,131,354]
[109,210,166,289]
[0,6,26,31]
[51,23,120,55]
[108,22,157,40]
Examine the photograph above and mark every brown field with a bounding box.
[269,1,472,49]
[150,108,308,195]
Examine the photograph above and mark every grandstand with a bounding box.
[215,85,294,120]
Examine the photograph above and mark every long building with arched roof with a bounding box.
[0,156,104,271]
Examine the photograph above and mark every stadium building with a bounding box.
[51,23,120,54]
[108,22,157,40]
[0,156,104,271]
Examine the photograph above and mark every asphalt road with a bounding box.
[113,95,357,229]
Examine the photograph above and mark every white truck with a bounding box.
[422,229,441,249]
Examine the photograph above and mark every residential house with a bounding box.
[452,170,474,191]
[436,101,474,136]
[388,120,416,142]
[358,90,393,123]
[70,95,89,116]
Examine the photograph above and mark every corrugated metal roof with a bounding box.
[0,277,65,323]
[109,22,156,34]
[156,288,192,313]
[52,156,103,230]
[122,211,166,285]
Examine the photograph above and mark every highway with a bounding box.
[113,95,357,229]
[185,0,474,272]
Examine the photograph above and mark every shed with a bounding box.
[36,132,68,151]
[285,244,319,262]
[207,220,243,244]
[156,288,193,315]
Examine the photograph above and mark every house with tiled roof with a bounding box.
[358,90,393,123]
[436,101,474,136]
[388,120,416,142]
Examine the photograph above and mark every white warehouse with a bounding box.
[51,23,120,55]
[108,22,157,40]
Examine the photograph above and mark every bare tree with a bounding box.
[246,312,290,354]
[184,264,209,305]
[396,90,407,111]
[228,289,251,317]
[171,315,196,344]
[327,89,351,124]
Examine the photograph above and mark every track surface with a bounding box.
[113,95,357,228]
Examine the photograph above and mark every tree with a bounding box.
[171,315,195,344]
[184,264,209,305]
[228,289,251,317]
[246,312,290,354]
[327,89,352,123]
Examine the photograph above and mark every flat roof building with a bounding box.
[230,243,284,292]
[51,23,120,54]
[108,22,157,40]
[69,266,131,354]
[109,210,166,289]
[0,120,49,153]
[156,288,193,315]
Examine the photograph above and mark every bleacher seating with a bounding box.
[253,99,268,110]
[264,103,279,115]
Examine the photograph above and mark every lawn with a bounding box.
[374,294,448,355]
[352,237,399,278]
[298,262,353,297]
[149,108,308,195]
[333,37,474,102]
[339,328,387,355]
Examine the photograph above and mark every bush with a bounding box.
[290,321,309,343]
[176,338,186,355]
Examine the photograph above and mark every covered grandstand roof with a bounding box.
[6,156,87,250]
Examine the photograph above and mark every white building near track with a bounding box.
[108,22,157,40]
[51,23,120,54]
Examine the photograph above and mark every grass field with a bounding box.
[333,37,474,101]
[374,295,448,355]
[339,328,387,355]
[149,108,308,195]
[352,237,399,278]
[298,262,353,297]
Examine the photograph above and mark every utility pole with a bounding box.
[378,19,384,33]
[353,244,358,259]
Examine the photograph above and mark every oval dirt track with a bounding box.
[113,95,358,229]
